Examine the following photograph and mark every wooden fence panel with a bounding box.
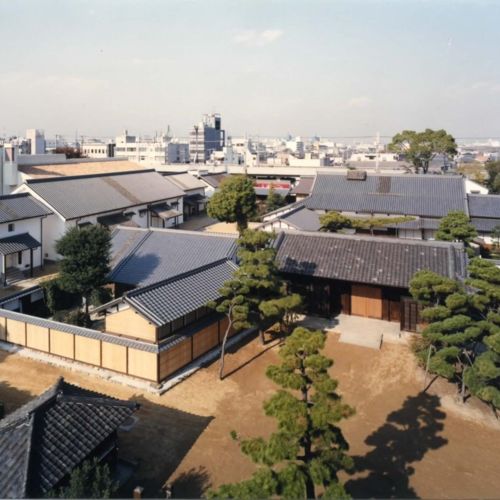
[192,323,219,359]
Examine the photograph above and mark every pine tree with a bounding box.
[463,258,500,409]
[208,327,354,499]
[436,210,477,256]
[259,293,303,335]
[410,261,500,407]
[319,211,414,236]
[236,230,282,344]
[210,276,251,380]
[48,458,117,498]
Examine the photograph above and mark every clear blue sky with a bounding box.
[1,0,499,139]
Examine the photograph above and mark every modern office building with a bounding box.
[189,114,225,163]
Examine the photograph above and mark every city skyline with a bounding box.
[1,0,499,139]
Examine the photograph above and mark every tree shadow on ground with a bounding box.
[119,395,213,498]
[170,466,211,498]
[222,333,280,379]
[345,392,448,499]
[0,352,35,416]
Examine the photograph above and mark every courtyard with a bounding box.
[1,329,499,498]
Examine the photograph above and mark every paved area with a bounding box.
[178,214,218,231]
[332,314,402,349]
[0,262,59,299]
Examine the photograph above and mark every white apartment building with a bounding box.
[82,140,115,159]
[114,131,189,164]
[285,137,305,158]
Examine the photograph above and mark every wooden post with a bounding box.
[30,248,34,278]
[3,254,6,287]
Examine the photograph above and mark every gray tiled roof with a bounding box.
[291,176,315,195]
[0,378,138,498]
[126,259,237,325]
[255,187,291,196]
[281,206,321,231]
[109,227,237,287]
[471,217,500,232]
[386,218,441,230]
[305,173,467,217]
[25,170,184,220]
[468,194,500,218]
[0,193,52,224]
[275,231,467,288]
[200,173,228,188]
[0,308,159,352]
[166,173,207,192]
[0,233,41,255]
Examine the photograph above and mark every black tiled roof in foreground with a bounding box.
[275,231,467,288]
[0,378,138,498]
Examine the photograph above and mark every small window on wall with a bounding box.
[8,223,15,232]
[18,252,22,265]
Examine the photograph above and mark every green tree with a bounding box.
[436,211,477,256]
[259,293,303,335]
[236,230,283,344]
[48,458,117,498]
[320,211,414,236]
[210,275,251,380]
[485,161,500,193]
[208,327,354,499]
[388,129,457,174]
[352,216,415,236]
[490,225,500,251]
[464,258,500,408]
[409,270,480,392]
[207,175,257,234]
[319,212,353,233]
[55,225,111,322]
[266,185,287,212]
[410,261,500,407]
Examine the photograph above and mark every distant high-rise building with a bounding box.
[189,113,225,163]
[26,129,45,155]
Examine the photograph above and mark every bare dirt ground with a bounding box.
[1,333,500,499]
